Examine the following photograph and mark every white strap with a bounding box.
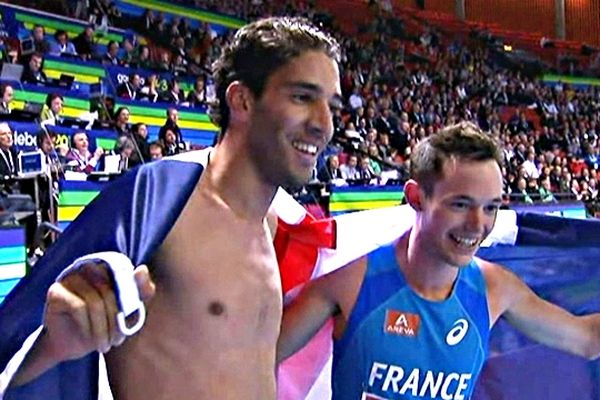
[56,252,146,336]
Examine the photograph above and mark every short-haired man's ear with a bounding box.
[404,179,422,212]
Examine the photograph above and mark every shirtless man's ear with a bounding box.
[226,81,253,124]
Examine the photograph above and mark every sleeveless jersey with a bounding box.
[332,243,490,400]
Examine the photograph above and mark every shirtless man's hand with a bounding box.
[10,261,155,387]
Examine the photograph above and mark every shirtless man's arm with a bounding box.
[480,257,600,360]
[9,262,155,387]
[277,256,366,363]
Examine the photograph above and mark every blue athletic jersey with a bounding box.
[332,243,490,400]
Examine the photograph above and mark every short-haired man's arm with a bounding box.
[481,259,600,360]
[277,275,339,364]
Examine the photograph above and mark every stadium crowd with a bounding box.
[2,0,600,217]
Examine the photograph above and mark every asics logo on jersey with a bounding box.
[446,319,469,346]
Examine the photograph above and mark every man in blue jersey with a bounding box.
[277,122,600,400]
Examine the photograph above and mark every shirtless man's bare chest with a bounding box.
[106,184,282,400]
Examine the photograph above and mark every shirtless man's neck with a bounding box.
[202,134,277,223]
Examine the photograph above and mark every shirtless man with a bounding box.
[3,16,342,399]
[277,122,600,400]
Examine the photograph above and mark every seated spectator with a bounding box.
[0,122,18,179]
[172,54,188,77]
[40,93,64,128]
[186,76,208,108]
[49,30,77,57]
[113,106,131,136]
[21,52,47,86]
[138,73,159,103]
[0,83,14,115]
[129,122,150,166]
[367,143,383,176]
[120,37,136,67]
[159,78,183,104]
[73,24,97,61]
[156,51,171,72]
[117,73,141,100]
[132,45,152,70]
[66,132,104,174]
[340,153,361,180]
[516,177,534,204]
[158,107,183,144]
[358,155,377,181]
[159,127,185,156]
[36,130,66,176]
[114,136,135,171]
[102,40,120,66]
[317,154,344,183]
[31,25,50,55]
[149,140,165,161]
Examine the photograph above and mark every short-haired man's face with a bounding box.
[73,133,89,151]
[416,158,503,268]
[136,124,148,139]
[40,136,53,154]
[33,26,44,40]
[30,56,42,72]
[150,145,163,160]
[168,109,179,122]
[131,74,140,87]
[242,50,342,187]
[347,155,357,168]
[118,109,130,124]
[0,126,13,149]
[50,97,63,114]
[2,86,13,104]
[109,42,119,56]
[164,130,176,144]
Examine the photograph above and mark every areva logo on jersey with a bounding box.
[384,310,421,337]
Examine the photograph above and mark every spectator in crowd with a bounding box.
[158,107,183,144]
[128,122,150,166]
[120,37,136,67]
[0,83,14,115]
[318,154,344,183]
[516,177,534,203]
[148,140,165,160]
[159,78,183,104]
[132,45,152,70]
[340,153,361,180]
[73,24,97,61]
[31,25,50,55]
[114,135,135,171]
[117,73,141,100]
[49,30,77,57]
[159,126,184,156]
[66,132,104,174]
[138,73,159,103]
[102,40,121,66]
[358,154,377,181]
[36,130,65,176]
[40,93,64,128]
[0,122,18,179]
[113,106,131,137]
[21,52,47,86]
[186,75,208,108]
